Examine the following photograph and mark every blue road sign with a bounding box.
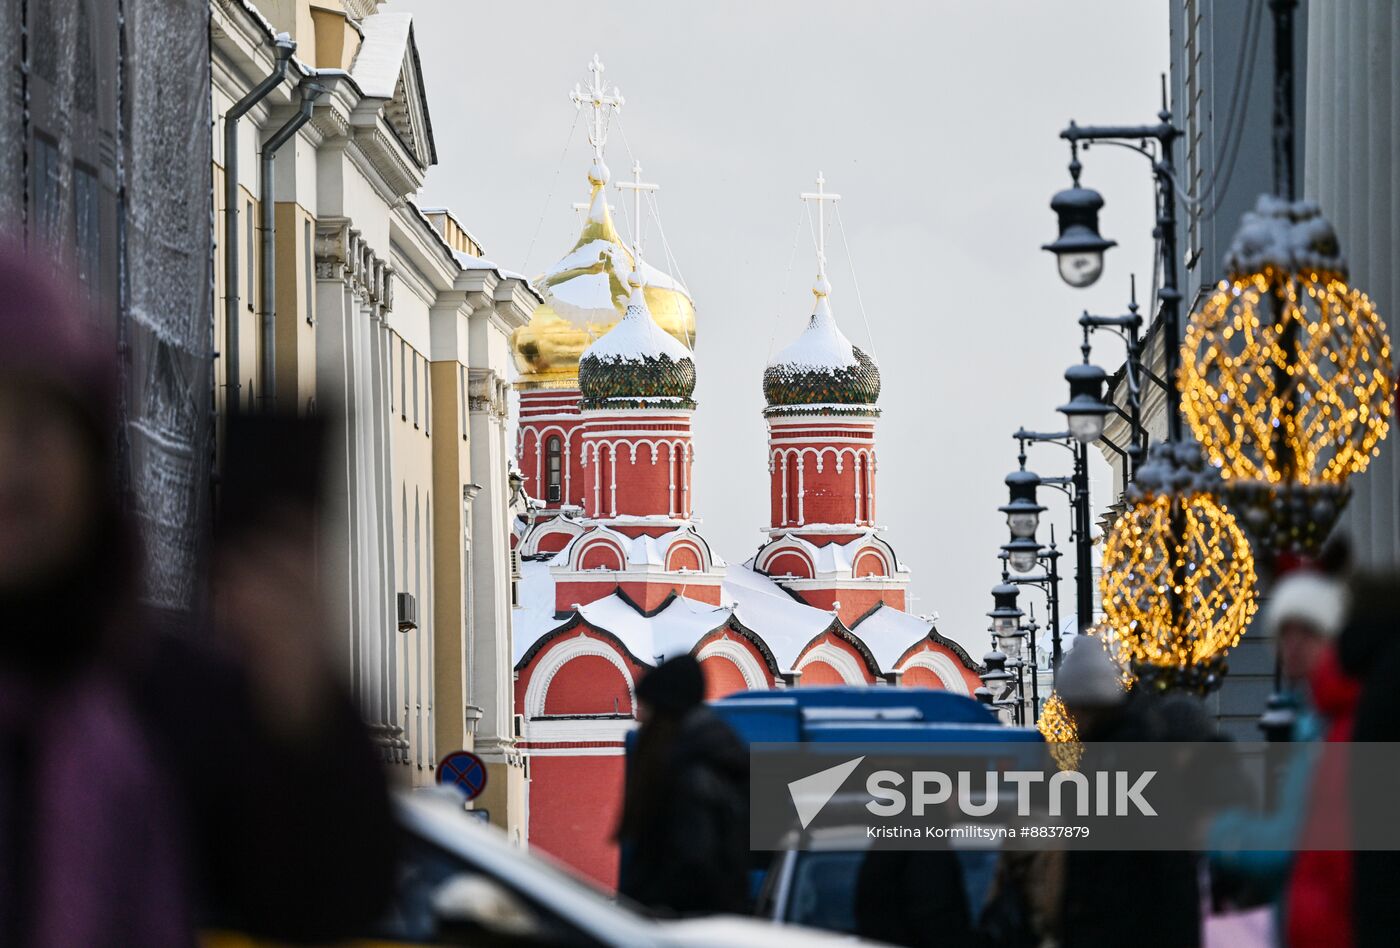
[437,750,488,801]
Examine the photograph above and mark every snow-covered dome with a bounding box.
[510,164,695,391]
[578,272,697,409]
[763,280,880,412]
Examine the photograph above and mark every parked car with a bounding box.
[207,788,860,947]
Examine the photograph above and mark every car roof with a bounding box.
[395,790,659,946]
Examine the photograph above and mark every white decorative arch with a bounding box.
[796,640,867,684]
[524,631,637,719]
[898,649,970,695]
[756,541,816,578]
[696,637,769,692]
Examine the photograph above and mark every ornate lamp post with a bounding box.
[1049,87,1260,693]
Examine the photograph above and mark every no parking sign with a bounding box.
[437,750,488,801]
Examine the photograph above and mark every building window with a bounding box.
[303,219,315,325]
[73,164,100,305]
[546,436,563,502]
[412,351,419,428]
[424,358,431,438]
[30,134,62,249]
[400,339,407,420]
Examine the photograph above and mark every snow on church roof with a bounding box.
[770,294,858,371]
[850,602,936,669]
[511,554,884,672]
[582,284,692,364]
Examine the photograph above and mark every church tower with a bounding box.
[511,58,694,532]
[755,175,909,626]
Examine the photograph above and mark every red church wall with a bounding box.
[579,542,625,571]
[667,545,701,571]
[900,665,948,689]
[527,754,626,890]
[543,654,634,715]
[796,631,877,685]
[896,642,983,694]
[792,586,905,626]
[766,551,814,580]
[519,390,588,512]
[853,551,888,577]
[701,655,750,699]
[800,660,847,685]
[553,579,618,612]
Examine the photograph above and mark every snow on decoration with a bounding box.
[1221,196,1346,280]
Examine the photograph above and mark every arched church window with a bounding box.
[546,436,562,502]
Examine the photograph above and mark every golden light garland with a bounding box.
[1037,691,1082,771]
[1181,268,1393,487]
[1037,691,1078,743]
[1100,490,1259,689]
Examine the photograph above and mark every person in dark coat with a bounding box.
[615,654,750,916]
[1337,574,1400,948]
[1055,643,1202,948]
[0,246,394,946]
[854,846,973,947]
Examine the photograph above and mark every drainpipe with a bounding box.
[223,32,295,416]
[258,77,326,411]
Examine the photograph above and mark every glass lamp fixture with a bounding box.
[986,583,1024,637]
[1043,184,1116,289]
[1058,362,1112,444]
[1002,536,1042,574]
[999,469,1046,539]
[995,627,1027,662]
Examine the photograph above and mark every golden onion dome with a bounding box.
[511,164,695,390]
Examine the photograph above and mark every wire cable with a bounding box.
[833,203,877,355]
[521,108,581,277]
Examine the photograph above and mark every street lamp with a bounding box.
[987,582,1024,637]
[1002,536,1042,574]
[999,469,1045,538]
[1058,362,1111,444]
[1043,170,1116,288]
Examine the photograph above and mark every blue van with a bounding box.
[709,687,1042,936]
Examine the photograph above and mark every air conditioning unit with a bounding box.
[547,485,561,502]
[396,592,418,632]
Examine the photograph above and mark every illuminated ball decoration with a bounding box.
[1037,692,1082,772]
[1100,443,1259,693]
[1037,691,1078,743]
[1180,197,1393,556]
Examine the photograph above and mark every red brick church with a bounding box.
[507,62,979,887]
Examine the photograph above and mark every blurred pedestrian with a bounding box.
[854,844,973,947]
[1337,574,1400,948]
[615,654,749,916]
[1207,567,1352,948]
[1056,642,1201,948]
[0,246,394,946]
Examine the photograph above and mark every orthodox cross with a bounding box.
[615,159,659,270]
[570,54,624,162]
[800,171,841,282]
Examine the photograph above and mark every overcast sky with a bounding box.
[405,0,1168,656]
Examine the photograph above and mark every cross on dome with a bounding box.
[615,159,659,289]
[800,171,841,297]
[570,54,624,183]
